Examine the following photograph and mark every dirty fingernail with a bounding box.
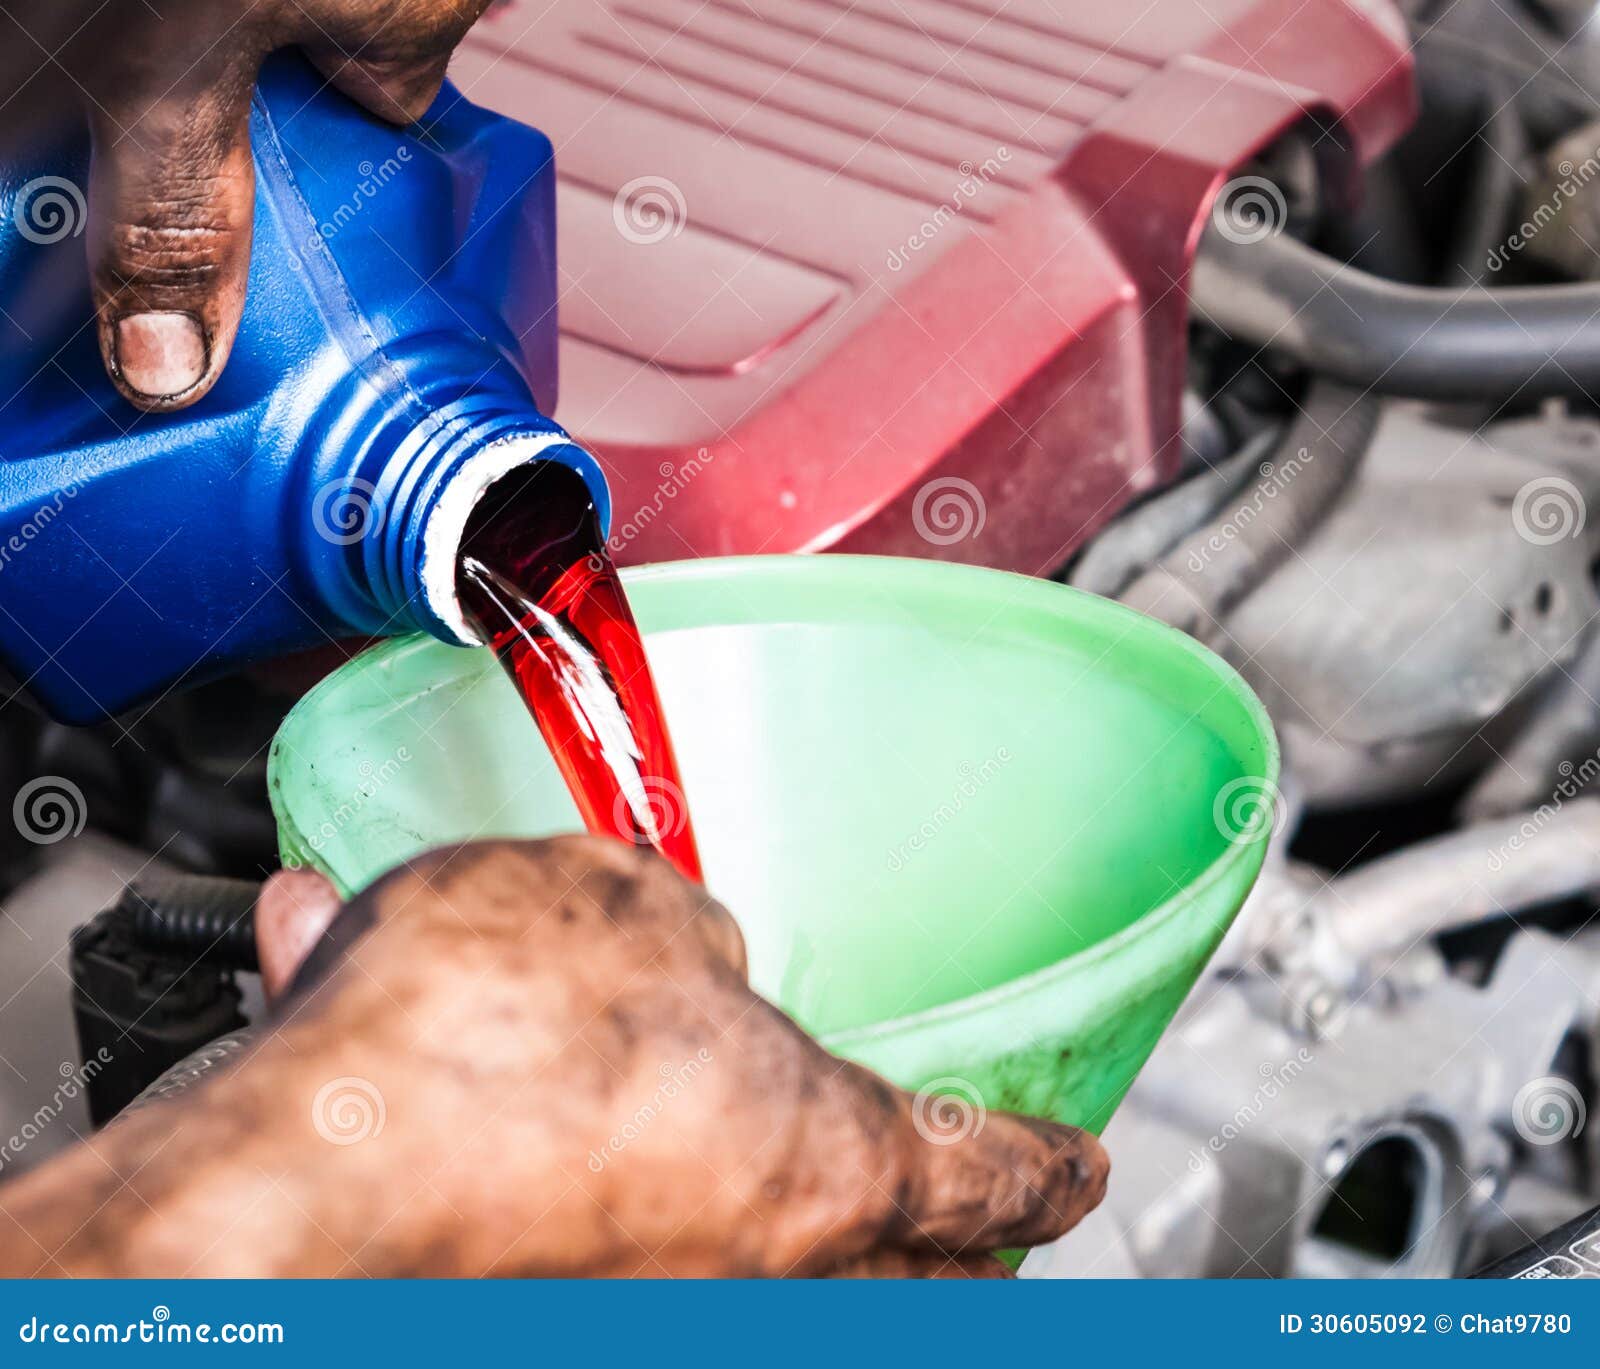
[114,311,207,399]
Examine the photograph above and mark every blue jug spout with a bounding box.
[319,404,610,650]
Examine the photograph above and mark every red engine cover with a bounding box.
[453,0,1414,572]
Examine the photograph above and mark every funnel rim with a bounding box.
[271,554,1279,1037]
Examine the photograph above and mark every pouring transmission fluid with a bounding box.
[0,55,701,876]
[457,464,702,882]
[0,54,605,725]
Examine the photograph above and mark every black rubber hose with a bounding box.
[1120,382,1379,633]
[1192,225,1600,400]
[122,874,260,972]
[1448,79,1528,287]
[1413,2,1600,145]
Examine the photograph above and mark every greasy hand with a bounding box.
[0,1,492,410]
[4,839,1107,1278]
[262,839,1107,1277]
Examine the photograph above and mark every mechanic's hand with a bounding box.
[0,838,1107,1278]
[0,1,491,410]
[259,839,1107,1277]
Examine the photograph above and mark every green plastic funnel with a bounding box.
[270,556,1276,1133]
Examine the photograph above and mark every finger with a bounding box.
[256,868,343,1001]
[88,72,256,410]
[304,47,453,125]
[693,891,749,978]
[300,0,496,127]
[826,1250,1012,1279]
[776,1057,1108,1273]
[885,1097,1109,1255]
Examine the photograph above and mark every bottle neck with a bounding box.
[310,398,610,648]
[408,425,608,647]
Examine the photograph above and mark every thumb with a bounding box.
[88,71,257,411]
[256,868,343,1002]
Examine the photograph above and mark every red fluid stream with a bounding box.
[456,463,703,882]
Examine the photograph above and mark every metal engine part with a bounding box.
[1076,400,1600,809]
[1026,851,1600,1278]
[1043,385,1600,1279]
[1511,119,1600,282]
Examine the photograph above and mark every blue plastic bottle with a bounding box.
[0,56,607,724]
